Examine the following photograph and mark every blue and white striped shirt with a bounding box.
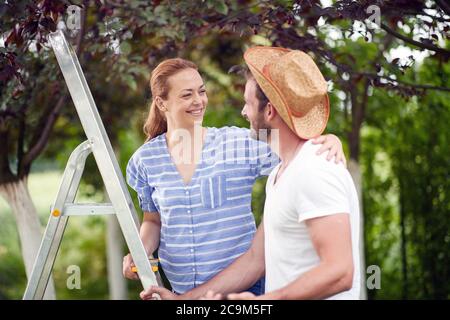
[126,126,278,293]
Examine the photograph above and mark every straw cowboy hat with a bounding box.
[244,46,330,139]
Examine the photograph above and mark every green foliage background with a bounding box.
[0,0,449,299]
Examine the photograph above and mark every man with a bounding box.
[141,47,361,300]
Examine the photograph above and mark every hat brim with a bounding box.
[244,46,329,139]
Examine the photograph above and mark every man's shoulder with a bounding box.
[292,140,348,178]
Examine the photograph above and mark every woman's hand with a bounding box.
[312,134,347,167]
[122,253,139,280]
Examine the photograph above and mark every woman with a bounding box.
[122,58,345,295]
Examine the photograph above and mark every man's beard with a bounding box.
[249,116,271,142]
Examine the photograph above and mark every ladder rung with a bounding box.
[62,203,115,216]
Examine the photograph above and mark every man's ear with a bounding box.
[266,102,277,121]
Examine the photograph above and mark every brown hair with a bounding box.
[144,58,198,142]
[244,69,269,112]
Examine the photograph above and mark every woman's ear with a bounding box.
[155,97,167,112]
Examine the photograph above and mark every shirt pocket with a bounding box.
[200,175,227,209]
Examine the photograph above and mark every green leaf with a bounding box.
[119,41,132,55]
[143,7,154,21]
[206,0,215,9]
[123,74,137,91]
[192,18,204,27]
[128,65,148,77]
[216,0,228,15]
[130,0,141,9]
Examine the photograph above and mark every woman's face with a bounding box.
[159,68,208,129]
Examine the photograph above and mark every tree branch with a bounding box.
[203,1,265,32]
[436,0,450,15]
[360,78,370,122]
[20,95,67,173]
[394,10,450,23]
[263,23,450,94]
[104,0,128,7]
[357,71,450,92]
[390,82,450,92]
[17,110,25,177]
[380,23,450,58]
[348,84,361,161]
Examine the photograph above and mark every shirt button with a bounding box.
[189,230,193,234]
[190,249,194,253]
[185,191,189,195]
[187,210,191,213]
[192,268,195,272]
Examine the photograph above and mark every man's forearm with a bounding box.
[261,262,353,300]
[181,250,265,300]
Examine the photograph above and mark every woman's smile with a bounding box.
[186,107,205,117]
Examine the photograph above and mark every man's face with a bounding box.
[241,79,271,141]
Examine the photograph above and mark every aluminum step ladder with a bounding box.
[23,30,162,300]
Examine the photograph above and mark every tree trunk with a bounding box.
[347,80,369,300]
[348,159,367,300]
[0,178,56,299]
[399,188,408,299]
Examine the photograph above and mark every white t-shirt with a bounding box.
[263,140,361,299]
